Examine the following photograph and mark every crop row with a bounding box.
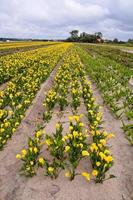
[81,44,133,69]
[0,43,71,150]
[0,41,57,51]
[77,45,133,144]
[0,43,59,84]
[16,47,114,183]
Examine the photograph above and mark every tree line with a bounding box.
[66,30,133,44]
[66,30,103,43]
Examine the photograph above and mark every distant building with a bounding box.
[96,38,104,43]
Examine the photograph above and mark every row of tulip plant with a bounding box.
[16,47,114,183]
[77,45,133,145]
[0,42,59,84]
[81,44,133,69]
[0,43,71,150]
[43,51,83,121]
[0,41,56,50]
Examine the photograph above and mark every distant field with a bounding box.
[107,43,133,50]
[0,41,59,55]
[101,43,133,51]
[102,44,133,52]
[0,41,57,48]
[79,43,133,68]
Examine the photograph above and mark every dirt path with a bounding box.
[0,57,63,200]
[121,49,133,54]
[0,66,133,200]
[0,82,7,91]
[89,80,133,200]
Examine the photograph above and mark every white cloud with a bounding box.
[0,0,132,40]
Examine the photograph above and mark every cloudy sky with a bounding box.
[0,0,133,40]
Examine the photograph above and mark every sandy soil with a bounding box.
[121,49,133,54]
[0,82,7,91]
[90,81,133,200]
[0,58,62,200]
[0,64,133,200]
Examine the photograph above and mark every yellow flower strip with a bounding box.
[0,43,71,150]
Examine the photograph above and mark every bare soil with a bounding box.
[0,66,133,200]
[121,49,133,54]
[0,82,7,91]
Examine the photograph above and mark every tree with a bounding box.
[70,30,79,37]
[113,38,119,43]
[66,30,103,43]
[79,32,98,43]
[128,39,133,43]
[80,32,87,38]
[69,30,79,42]
[95,32,103,39]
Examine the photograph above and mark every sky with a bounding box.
[0,0,133,40]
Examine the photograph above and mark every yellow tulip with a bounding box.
[104,156,113,163]
[65,145,70,152]
[82,150,89,156]
[45,139,53,146]
[55,123,60,129]
[39,157,45,165]
[21,149,27,156]
[48,167,54,173]
[33,147,38,154]
[16,154,21,159]
[96,162,101,167]
[65,171,71,177]
[92,170,98,176]
[82,172,90,181]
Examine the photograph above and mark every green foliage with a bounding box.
[77,45,133,144]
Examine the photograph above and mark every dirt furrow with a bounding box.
[14,94,89,200]
[0,61,133,200]
[0,57,64,200]
[0,82,7,91]
[89,79,133,200]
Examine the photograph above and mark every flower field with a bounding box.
[77,44,133,144]
[0,41,58,56]
[0,43,70,149]
[0,41,57,52]
[0,43,133,200]
[16,48,114,183]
